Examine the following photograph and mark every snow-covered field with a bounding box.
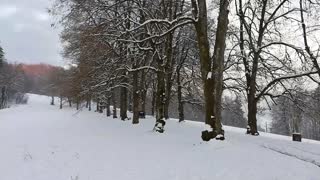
[0,94,320,180]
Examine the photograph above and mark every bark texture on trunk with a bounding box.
[51,96,55,106]
[106,97,111,117]
[112,90,117,118]
[88,98,91,111]
[120,85,128,120]
[177,70,184,122]
[245,0,267,136]
[132,63,140,124]
[151,84,156,116]
[164,33,174,120]
[76,99,79,110]
[60,96,63,109]
[0,86,7,109]
[211,0,230,136]
[191,0,230,141]
[68,98,72,107]
[247,97,258,135]
[128,91,132,112]
[154,55,166,133]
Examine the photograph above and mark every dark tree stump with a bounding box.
[201,130,217,141]
[292,133,302,142]
[139,111,146,118]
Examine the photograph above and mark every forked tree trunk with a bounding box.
[192,0,215,129]
[211,0,230,137]
[191,0,230,141]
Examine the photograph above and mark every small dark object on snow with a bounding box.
[201,130,217,141]
[292,133,302,142]
[139,111,146,118]
[216,135,225,141]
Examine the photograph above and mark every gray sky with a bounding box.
[0,0,63,66]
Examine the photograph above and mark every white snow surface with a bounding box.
[0,94,320,180]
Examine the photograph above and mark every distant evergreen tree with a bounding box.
[271,90,305,135]
[0,44,4,67]
[270,96,291,135]
[222,97,247,128]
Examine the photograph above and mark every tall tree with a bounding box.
[0,44,4,67]
[191,0,231,141]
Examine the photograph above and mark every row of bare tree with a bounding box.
[50,0,320,141]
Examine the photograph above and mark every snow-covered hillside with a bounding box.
[0,94,319,180]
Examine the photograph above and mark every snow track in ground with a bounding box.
[0,94,320,180]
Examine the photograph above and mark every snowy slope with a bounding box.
[0,94,319,180]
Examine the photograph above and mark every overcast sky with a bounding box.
[0,0,63,66]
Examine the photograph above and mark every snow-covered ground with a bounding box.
[0,94,320,180]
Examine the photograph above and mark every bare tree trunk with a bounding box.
[192,0,230,141]
[247,96,258,135]
[96,99,99,112]
[177,70,184,122]
[139,70,147,117]
[60,96,63,109]
[51,96,55,106]
[164,33,174,120]
[154,55,166,133]
[76,98,79,110]
[239,0,267,136]
[120,85,128,120]
[212,0,230,137]
[112,90,117,118]
[151,83,156,116]
[132,63,140,124]
[192,0,215,134]
[141,90,147,117]
[128,91,132,112]
[86,98,89,108]
[0,86,7,109]
[68,98,72,107]
[88,98,91,111]
[106,97,111,117]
